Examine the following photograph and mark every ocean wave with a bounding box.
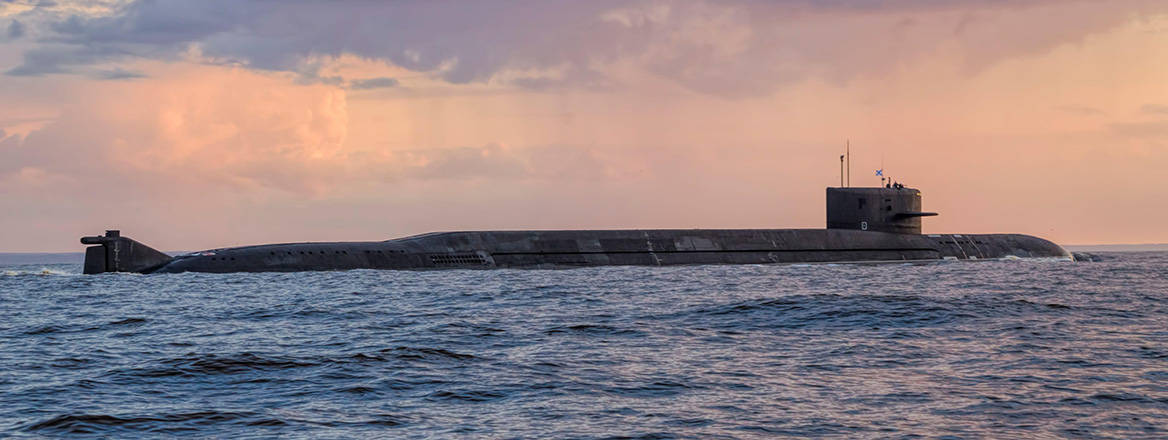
[26,411,258,434]
[121,353,319,378]
[2,267,78,276]
[673,294,975,330]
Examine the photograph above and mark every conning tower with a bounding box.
[826,187,937,234]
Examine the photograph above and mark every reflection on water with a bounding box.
[2,253,1166,437]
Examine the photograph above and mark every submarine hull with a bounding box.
[79,187,1071,274]
[144,228,1068,274]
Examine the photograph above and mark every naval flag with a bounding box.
[875,169,883,177]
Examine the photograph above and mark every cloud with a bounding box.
[403,144,527,180]
[0,64,350,195]
[4,0,1165,95]
[0,63,613,198]
[0,166,65,191]
[398,144,611,181]
[1110,121,1168,138]
[6,19,23,39]
[0,116,57,140]
[4,43,128,76]
[1057,105,1106,116]
[93,66,145,79]
[347,76,397,90]
[1142,104,1168,115]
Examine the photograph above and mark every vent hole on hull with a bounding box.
[429,253,487,266]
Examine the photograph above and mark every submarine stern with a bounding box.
[80,230,173,274]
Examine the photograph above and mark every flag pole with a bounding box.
[846,139,850,187]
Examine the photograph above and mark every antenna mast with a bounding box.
[846,139,851,187]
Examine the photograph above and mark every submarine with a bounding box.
[79,185,1070,274]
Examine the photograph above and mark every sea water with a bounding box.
[1,253,1166,438]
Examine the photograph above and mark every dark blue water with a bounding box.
[2,253,1166,438]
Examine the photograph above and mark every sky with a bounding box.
[1,0,1166,252]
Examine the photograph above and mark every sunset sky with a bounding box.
[2,0,1167,252]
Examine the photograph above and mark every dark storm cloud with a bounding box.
[347,77,398,90]
[5,43,138,76]
[4,0,1166,95]
[93,67,145,80]
[12,0,625,83]
[6,19,24,39]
